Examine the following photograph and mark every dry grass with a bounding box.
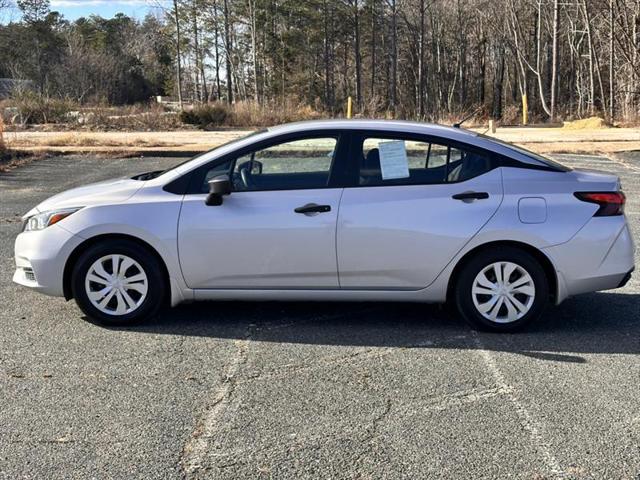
[562,116,610,130]
[81,104,182,131]
[0,150,51,173]
[4,124,640,156]
[11,132,180,149]
[181,100,325,128]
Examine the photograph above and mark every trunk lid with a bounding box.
[570,168,621,192]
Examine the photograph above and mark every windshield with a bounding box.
[134,129,267,180]
[477,133,572,172]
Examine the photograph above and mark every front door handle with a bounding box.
[294,203,332,215]
[452,191,489,201]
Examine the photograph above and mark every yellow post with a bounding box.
[522,94,528,125]
[347,96,353,119]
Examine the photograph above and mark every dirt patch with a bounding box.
[562,117,610,130]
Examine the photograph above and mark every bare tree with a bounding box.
[609,0,615,121]
[222,0,233,103]
[172,0,184,109]
[550,0,559,119]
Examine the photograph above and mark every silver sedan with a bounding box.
[13,120,635,331]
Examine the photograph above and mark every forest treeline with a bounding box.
[1,0,639,124]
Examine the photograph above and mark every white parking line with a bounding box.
[553,153,640,174]
[181,327,254,475]
[608,155,640,173]
[471,332,565,478]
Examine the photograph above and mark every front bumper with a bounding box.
[13,225,83,297]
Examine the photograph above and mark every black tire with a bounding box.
[454,246,549,332]
[71,239,166,326]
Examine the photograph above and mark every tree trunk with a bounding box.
[172,0,183,110]
[323,0,334,110]
[390,0,397,111]
[248,0,259,103]
[354,0,362,109]
[211,0,221,101]
[550,0,559,119]
[492,42,505,119]
[609,0,615,121]
[418,0,426,117]
[223,0,233,104]
[583,0,596,115]
[370,0,376,98]
[456,0,466,107]
[535,0,551,117]
[192,3,207,102]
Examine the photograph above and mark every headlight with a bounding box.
[22,207,83,232]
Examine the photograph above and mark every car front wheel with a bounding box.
[71,239,166,326]
[455,247,549,332]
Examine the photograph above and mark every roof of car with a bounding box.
[161,119,555,181]
[268,119,478,138]
[266,119,551,166]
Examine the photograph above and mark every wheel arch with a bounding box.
[63,233,170,302]
[446,240,558,304]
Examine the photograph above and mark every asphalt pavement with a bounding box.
[1,153,639,479]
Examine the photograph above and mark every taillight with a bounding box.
[574,191,626,216]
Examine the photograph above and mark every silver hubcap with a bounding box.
[471,261,535,324]
[85,254,148,316]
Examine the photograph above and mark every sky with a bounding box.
[3,0,169,22]
[49,0,168,20]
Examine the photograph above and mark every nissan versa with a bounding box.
[13,120,635,331]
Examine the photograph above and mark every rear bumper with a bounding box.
[543,216,635,303]
[617,267,634,288]
[13,225,83,297]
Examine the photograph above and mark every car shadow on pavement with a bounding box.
[114,291,640,362]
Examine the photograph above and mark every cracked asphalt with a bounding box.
[1,152,639,479]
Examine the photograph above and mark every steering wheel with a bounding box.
[240,166,252,189]
[237,153,257,190]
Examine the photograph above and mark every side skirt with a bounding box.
[191,288,443,303]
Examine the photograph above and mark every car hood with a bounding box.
[25,177,143,218]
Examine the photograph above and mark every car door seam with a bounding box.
[335,187,346,289]
[175,193,192,289]
[420,168,506,292]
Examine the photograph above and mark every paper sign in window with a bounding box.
[378,141,409,180]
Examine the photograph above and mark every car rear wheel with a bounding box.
[71,239,166,326]
[454,247,549,332]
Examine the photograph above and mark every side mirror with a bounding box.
[205,174,231,206]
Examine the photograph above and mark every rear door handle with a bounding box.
[452,191,489,201]
[294,203,332,215]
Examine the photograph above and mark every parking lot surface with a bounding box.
[1,153,639,479]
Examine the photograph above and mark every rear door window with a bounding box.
[357,135,494,186]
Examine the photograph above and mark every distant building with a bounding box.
[0,79,34,99]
